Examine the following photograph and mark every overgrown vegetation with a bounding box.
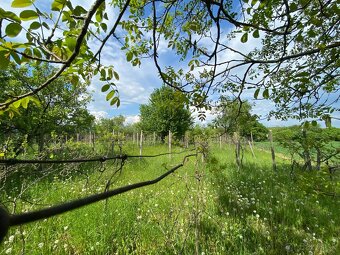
[1,140,339,254]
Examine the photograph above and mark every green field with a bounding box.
[1,143,339,254]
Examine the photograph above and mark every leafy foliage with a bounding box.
[140,86,193,140]
[0,0,338,123]
[0,63,94,156]
[213,97,268,141]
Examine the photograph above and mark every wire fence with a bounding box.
[0,145,197,243]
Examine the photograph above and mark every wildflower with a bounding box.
[285,245,290,251]
[5,248,12,254]
[256,214,260,219]
[8,235,14,243]
[64,226,69,231]
[54,240,59,244]
[38,243,44,248]
[137,215,142,220]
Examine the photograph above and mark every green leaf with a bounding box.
[106,90,115,101]
[51,0,66,11]
[95,10,102,22]
[10,51,21,64]
[21,97,29,109]
[252,29,259,38]
[11,0,33,8]
[263,88,269,99]
[113,71,119,80]
[12,100,21,108]
[42,22,49,29]
[241,33,248,43]
[110,97,118,106]
[251,0,257,6]
[33,48,42,58]
[5,23,22,37]
[29,21,41,30]
[290,2,298,12]
[101,84,110,92]
[254,88,260,99]
[20,10,38,20]
[0,51,10,69]
[296,33,303,42]
[311,120,318,127]
[0,8,21,23]
[126,51,133,62]
[100,23,107,32]
[65,37,77,51]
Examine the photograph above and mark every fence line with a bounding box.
[0,149,196,165]
[0,153,196,243]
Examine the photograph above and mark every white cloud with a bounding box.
[124,115,140,125]
[90,110,109,120]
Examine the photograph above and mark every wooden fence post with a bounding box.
[234,132,241,169]
[248,140,256,158]
[250,131,254,148]
[169,130,172,159]
[139,130,143,158]
[269,130,277,171]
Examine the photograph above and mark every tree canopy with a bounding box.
[0,0,338,124]
[213,96,268,141]
[0,62,94,154]
[140,86,193,140]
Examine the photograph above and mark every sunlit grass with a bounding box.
[1,142,339,254]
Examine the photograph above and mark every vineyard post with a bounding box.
[92,132,95,151]
[139,130,143,159]
[169,130,172,159]
[269,130,277,172]
[248,140,256,158]
[219,134,222,149]
[250,131,254,148]
[136,132,139,148]
[234,132,241,169]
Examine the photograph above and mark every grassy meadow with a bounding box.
[0,142,339,254]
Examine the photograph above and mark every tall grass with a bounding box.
[1,142,339,254]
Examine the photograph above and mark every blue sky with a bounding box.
[3,0,340,127]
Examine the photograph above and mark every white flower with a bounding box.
[137,215,142,220]
[5,248,12,254]
[8,235,14,243]
[38,243,44,248]
[54,240,59,244]
[64,226,69,231]
[285,245,290,251]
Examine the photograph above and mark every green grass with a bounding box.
[1,142,339,254]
